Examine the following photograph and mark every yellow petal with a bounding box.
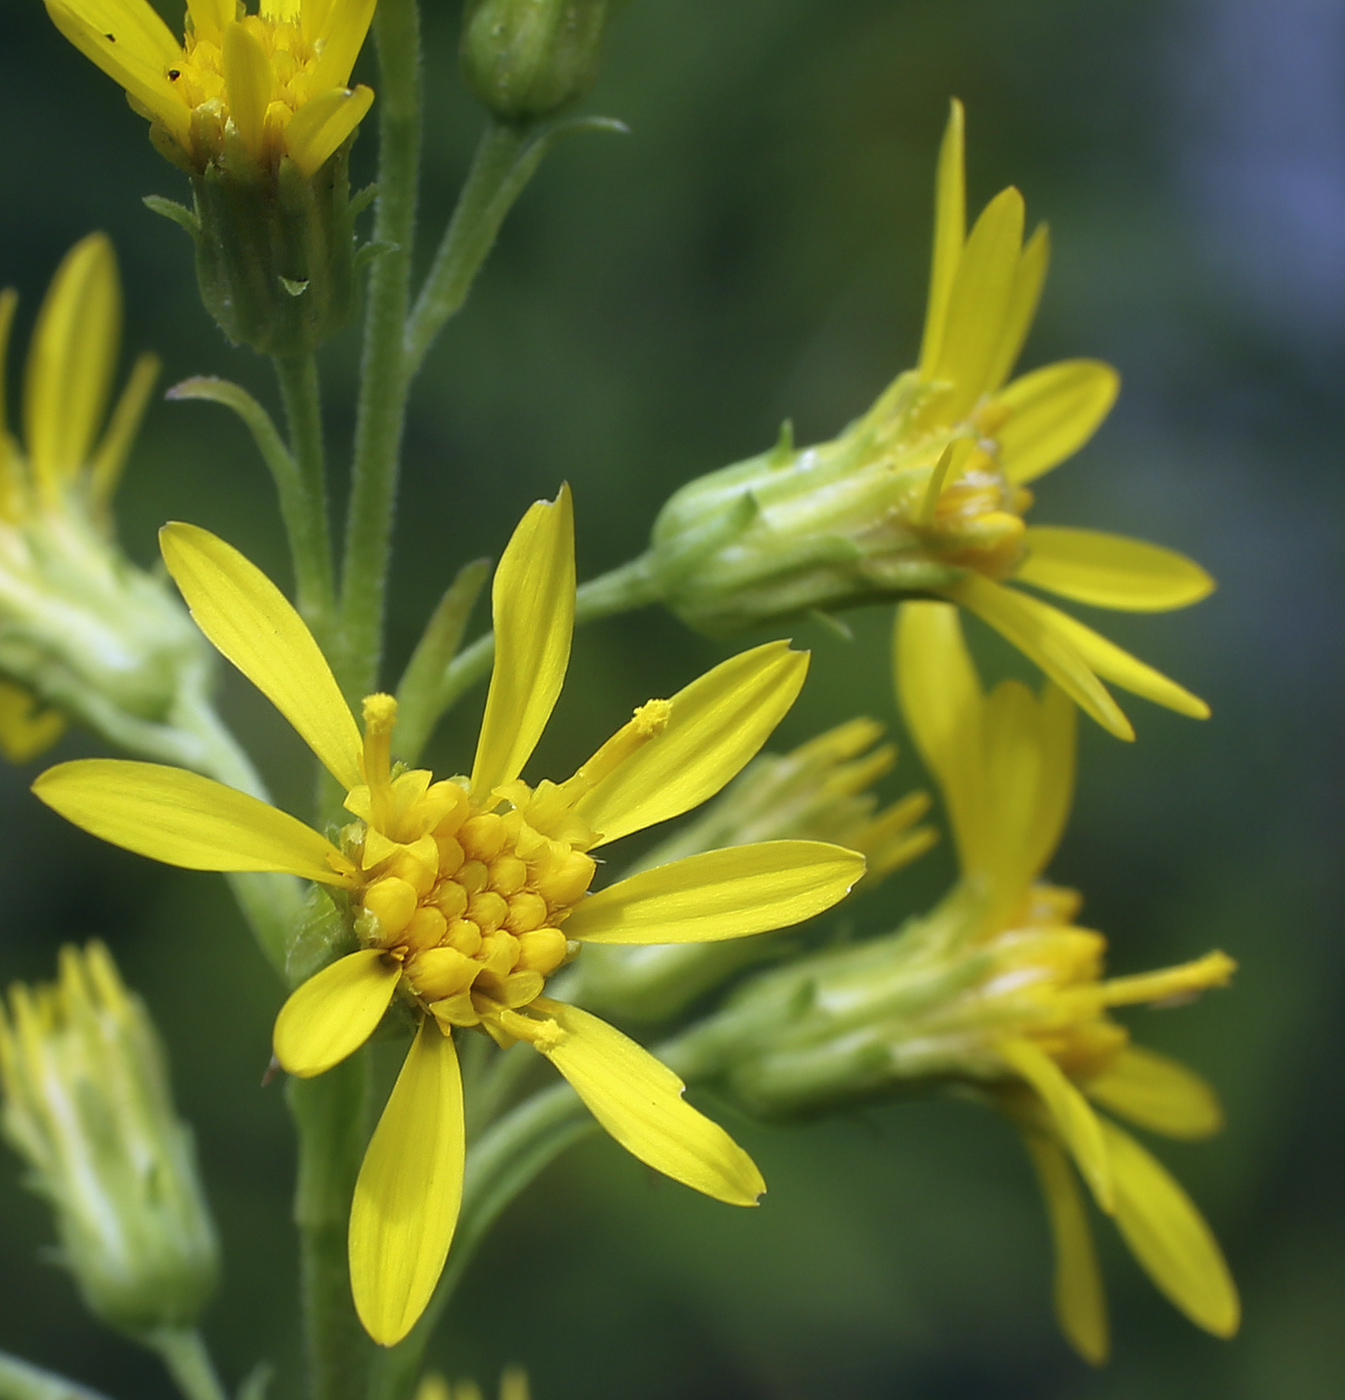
[33,759,349,884]
[308,0,379,89]
[931,186,1026,416]
[470,487,575,798]
[90,351,159,504]
[1101,1118,1239,1337]
[1001,588,1211,720]
[273,950,401,1077]
[160,523,363,789]
[535,999,763,1205]
[286,85,374,178]
[948,575,1134,740]
[0,681,66,763]
[350,1022,465,1347]
[1000,1037,1113,1212]
[222,21,273,159]
[995,359,1119,484]
[563,840,865,945]
[1086,1047,1224,1140]
[1017,527,1215,613]
[23,234,120,497]
[43,0,189,142]
[571,641,809,848]
[894,602,987,870]
[1022,1129,1109,1366]
[185,0,233,42]
[917,98,965,377]
[1023,681,1076,880]
[984,222,1050,395]
[979,679,1051,894]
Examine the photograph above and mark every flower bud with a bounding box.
[0,944,219,1335]
[461,0,616,125]
[572,720,933,1023]
[0,237,211,762]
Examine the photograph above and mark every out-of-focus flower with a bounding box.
[575,717,935,1022]
[0,943,218,1336]
[0,235,207,762]
[416,1366,530,1400]
[678,602,1236,1360]
[648,101,1213,740]
[34,490,866,1347]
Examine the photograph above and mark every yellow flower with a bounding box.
[45,0,376,178]
[415,1367,529,1400]
[896,600,1237,1361]
[33,488,865,1347]
[650,101,1212,741]
[0,235,203,762]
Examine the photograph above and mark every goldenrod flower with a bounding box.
[45,0,376,178]
[649,101,1212,740]
[0,943,218,1335]
[33,489,865,1347]
[894,600,1238,1360]
[0,235,203,761]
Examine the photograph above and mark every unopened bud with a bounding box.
[0,944,219,1335]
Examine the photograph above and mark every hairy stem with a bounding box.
[271,356,336,642]
[336,0,421,700]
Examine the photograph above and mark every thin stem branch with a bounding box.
[336,0,421,700]
[434,551,662,727]
[271,356,336,642]
[145,1329,228,1400]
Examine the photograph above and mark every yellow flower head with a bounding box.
[0,236,206,764]
[44,0,376,177]
[33,488,865,1347]
[650,100,1213,741]
[896,600,1238,1361]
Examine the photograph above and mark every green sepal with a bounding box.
[285,884,357,990]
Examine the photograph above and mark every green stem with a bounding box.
[336,0,421,701]
[0,1350,113,1400]
[288,1056,372,1400]
[271,356,336,642]
[144,1329,228,1400]
[434,552,662,727]
[371,1082,593,1400]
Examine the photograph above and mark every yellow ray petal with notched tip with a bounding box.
[948,574,1133,740]
[534,999,763,1205]
[286,84,374,178]
[222,21,274,159]
[918,98,966,376]
[0,681,66,763]
[1023,1129,1109,1366]
[1000,1036,1113,1213]
[1101,1117,1239,1337]
[894,601,987,869]
[1017,527,1214,613]
[308,0,379,92]
[1086,1047,1224,1141]
[350,1021,465,1347]
[562,840,865,945]
[23,234,120,497]
[273,950,401,1077]
[43,0,188,141]
[995,585,1211,720]
[931,186,1026,418]
[160,523,363,790]
[470,487,575,798]
[33,758,350,884]
[571,641,809,848]
[995,359,1120,485]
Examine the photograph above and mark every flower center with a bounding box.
[343,696,596,1035]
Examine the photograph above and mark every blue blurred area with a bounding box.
[0,1,1342,1397]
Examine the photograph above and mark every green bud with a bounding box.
[461,0,617,125]
[150,145,364,358]
[0,944,219,1335]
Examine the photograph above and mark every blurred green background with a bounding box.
[0,0,1341,1396]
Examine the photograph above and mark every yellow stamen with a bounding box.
[1100,951,1236,1009]
[361,692,398,830]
